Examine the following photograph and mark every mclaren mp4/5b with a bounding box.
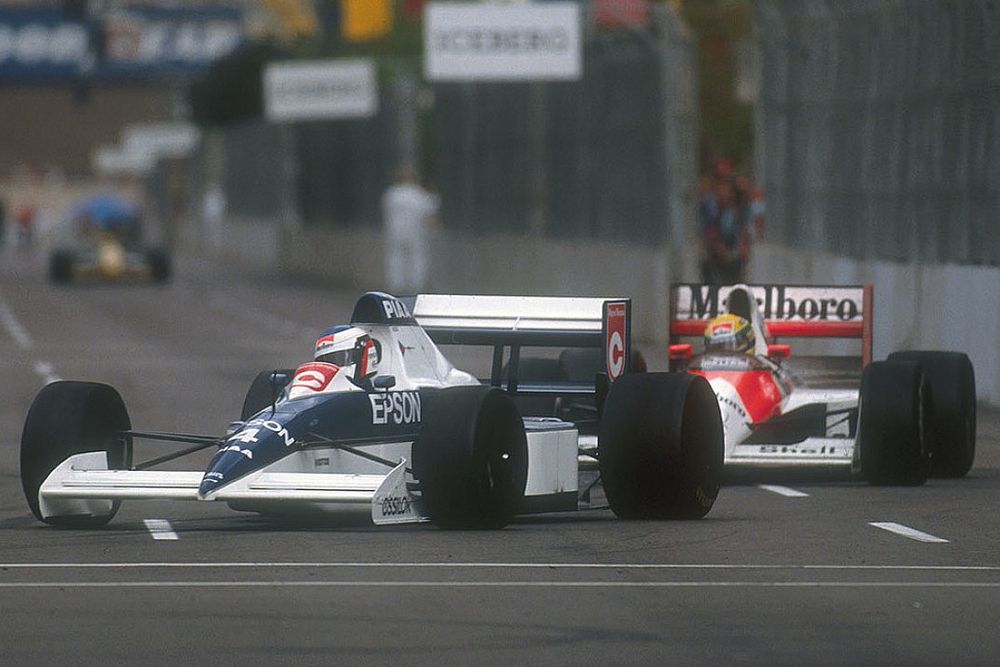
[21,292,725,530]
[668,283,977,485]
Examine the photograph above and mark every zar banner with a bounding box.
[0,6,244,83]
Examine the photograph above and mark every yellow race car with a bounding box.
[49,194,170,284]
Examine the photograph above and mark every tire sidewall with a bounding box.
[20,381,132,526]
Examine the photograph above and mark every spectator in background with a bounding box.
[382,166,439,295]
[699,159,751,284]
[15,203,37,250]
[201,181,226,249]
[735,173,766,242]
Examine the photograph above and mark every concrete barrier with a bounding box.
[750,243,1000,405]
[194,219,999,406]
[278,225,680,348]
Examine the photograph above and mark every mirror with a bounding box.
[373,375,396,390]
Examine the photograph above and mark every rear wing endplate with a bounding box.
[411,294,632,392]
[669,284,873,367]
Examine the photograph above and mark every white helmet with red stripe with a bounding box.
[314,325,381,379]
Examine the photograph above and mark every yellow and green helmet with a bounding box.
[703,314,755,353]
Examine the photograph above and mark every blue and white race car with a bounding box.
[21,292,724,530]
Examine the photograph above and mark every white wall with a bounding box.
[750,243,999,405]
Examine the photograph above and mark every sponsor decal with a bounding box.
[711,321,734,336]
[369,391,422,426]
[314,335,336,356]
[291,362,339,393]
[381,298,411,321]
[605,301,627,382]
[228,419,296,447]
[221,444,253,460]
[202,471,224,485]
[379,495,412,517]
[677,285,863,322]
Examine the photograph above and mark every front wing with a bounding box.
[39,451,428,526]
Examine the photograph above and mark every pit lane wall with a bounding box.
[189,218,1000,407]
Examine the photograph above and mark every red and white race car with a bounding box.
[668,283,976,485]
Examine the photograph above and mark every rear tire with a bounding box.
[146,247,171,283]
[20,381,132,527]
[598,373,724,519]
[858,361,930,486]
[888,351,976,477]
[413,386,528,529]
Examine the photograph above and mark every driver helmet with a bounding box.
[703,314,755,354]
[314,325,380,377]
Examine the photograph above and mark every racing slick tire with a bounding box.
[888,351,976,478]
[146,247,171,283]
[598,373,724,520]
[413,386,528,529]
[48,250,75,284]
[20,381,132,527]
[241,370,294,420]
[858,360,931,486]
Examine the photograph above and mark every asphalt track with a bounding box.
[1,247,998,666]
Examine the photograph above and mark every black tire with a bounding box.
[598,373,724,519]
[20,381,132,527]
[241,370,294,420]
[888,351,976,478]
[48,250,75,284]
[858,360,930,486]
[146,247,171,283]
[413,386,528,529]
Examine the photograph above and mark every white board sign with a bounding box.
[424,2,582,82]
[264,59,377,122]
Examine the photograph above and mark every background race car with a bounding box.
[20,292,724,530]
[668,283,977,485]
[48,193,170,284]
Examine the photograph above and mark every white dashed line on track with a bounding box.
[143,519,179,541]
[3,562,995,571]
[758,484,809,497]
[0,294,33,349]
[870,522,949,543]
[0,580,997,590]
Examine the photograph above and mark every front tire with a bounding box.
[413,386,528,529]
[858,361,930,486]
[48,250,75,284]
[598,373,724,519]
[20,381,132,527]
[146,247,171,283]
[888,351,976,477]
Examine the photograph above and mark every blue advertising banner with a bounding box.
[0,8,90,82]
[0,5,244,84]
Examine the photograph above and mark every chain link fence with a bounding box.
[432,4,697,246]
[755,0,1000,265]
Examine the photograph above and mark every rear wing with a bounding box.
[411,294,632,394]
[669,284,873,367]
